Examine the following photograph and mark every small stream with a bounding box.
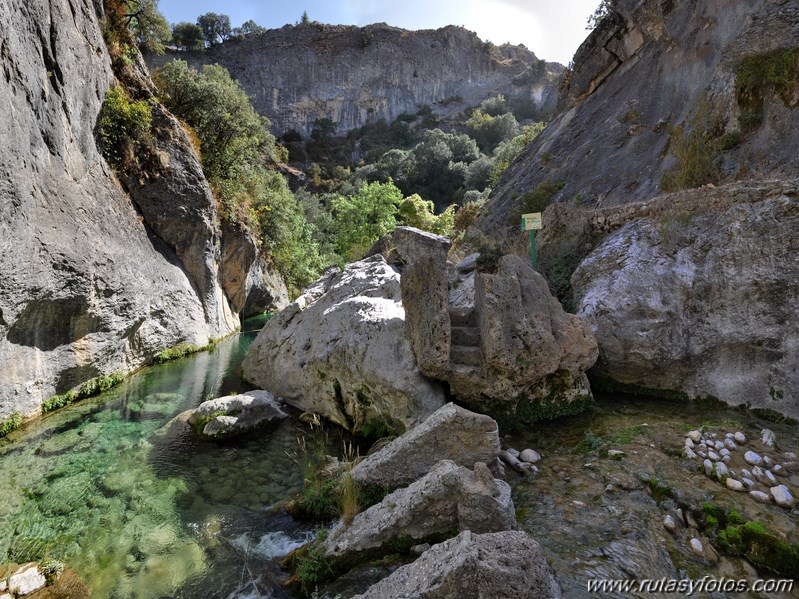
[1,321,797,598]
[0,317,317,598]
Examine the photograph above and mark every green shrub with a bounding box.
[736,48,799,132]
[97,85,153,169]
[42,372,125,414]
[518,180,565,215]
[0,412,22,438]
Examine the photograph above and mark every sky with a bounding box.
[158,0,602,65]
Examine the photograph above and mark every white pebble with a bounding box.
[770,485,796,508]
[761,429,775,448]
[704,459,714,476]
[698,443,708,451]
[725,433,735,439]
[744,451,763,466]
[683,447,697,459]
[722,455,731,463]
[607,449,625,459]
[726,478,744,491]
[741,468,752,478]
[708,450,720,461]
[724,439,737,450]
[772,464,786,477]
[519,449,541,464]
[690,538,704,557]
[714,440,725,451]
[785,452,797,459]
[720,448,730,457]
[710,433,718,439]
[749,490,771,504]
[697,451,707,458]
[734,432,746,443]
[663,515,677,533]
[741,478,755,489]
[685,438,695,449]
[506,448,520,458]
[688,430,702,443]
[714,462,730,480]
[763,456,773,468]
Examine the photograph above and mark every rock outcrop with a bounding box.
[0,0,283,420]
[242,255,446,434]
[479,0,799,240]
[572,189,799,418]
[351,402,500,488]
[354,530,562,599]
[147,24,563,137]
[366,227,599,423]
[187,390,287,439]
[323,461,515,561]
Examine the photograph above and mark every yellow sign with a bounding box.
[521,212,542,231]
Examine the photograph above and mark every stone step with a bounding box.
[449,309,478,327]
[450,345,483,367]
[451,326,480,346]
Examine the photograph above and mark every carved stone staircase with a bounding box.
[449,308,482,370]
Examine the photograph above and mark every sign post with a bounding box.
[521,212,542,270]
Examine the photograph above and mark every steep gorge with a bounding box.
[0,0,284,421]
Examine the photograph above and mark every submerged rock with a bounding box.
[351,402,499,489]
[187,390,287,439]
[242,255,446,433]
[324,461,515,561]
[353,530,562,599]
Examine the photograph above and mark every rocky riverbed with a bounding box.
[505,395,799,599]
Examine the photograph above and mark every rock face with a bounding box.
[187,390,287,439]
[353,530,562,599]
[147,24,563,137]
[572,192,799,418]
[351,402,500,488]
[323,461,515,561]
[366,228,599,422]
[0,0,284,420]
[479,0,799,238]
[242,255,446,434]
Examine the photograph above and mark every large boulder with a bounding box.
[438,255,598,423]
[351,402,500,489]
[187,390,287,439]
[242,255,446,434]
[323,460,515,561]
[353,530,562,599]
[572,193,799,418]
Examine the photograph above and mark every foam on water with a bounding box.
[230,530,315,560]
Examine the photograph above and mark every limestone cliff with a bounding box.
[0,0,285,420]
[147,23,563,137]
[479,0,799,238]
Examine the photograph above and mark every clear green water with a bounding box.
[0,319,314,598]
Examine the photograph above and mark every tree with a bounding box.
[197,12,231,47]
[235,19,266,37]
[311,117,337,141]
[171,22,204,51]
[124,0,171,54]
[465,109,520,153]
[586,0,615,30]
[301,11,310,25]
[332,181,403,261]
[397,194,455,236]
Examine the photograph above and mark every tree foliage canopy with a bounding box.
[197,12,231,46]
[124,0,171,54]
[171,22,204,51]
